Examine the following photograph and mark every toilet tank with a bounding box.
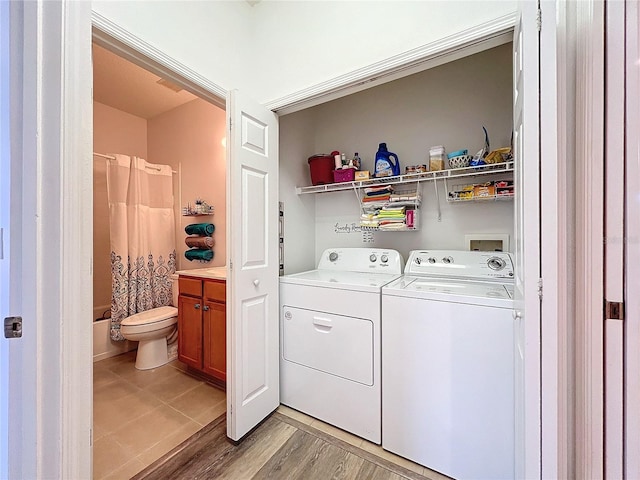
[171,274,179,307]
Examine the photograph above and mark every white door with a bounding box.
[512,2,541,478]
[625,0,640,475]
[226,90,280,441]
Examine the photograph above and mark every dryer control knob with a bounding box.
[414,257,422,265]
[428,257,436,264]
[329,252,339,262]
[442,256,453,264]
[488,257,506,270]
[381,254,388,263]
[369,254,377,262]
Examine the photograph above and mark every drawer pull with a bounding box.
[203,305,210,311]
[194,303,201,310]
[312,317,333,332]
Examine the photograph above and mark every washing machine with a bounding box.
[280,247,403,444]
[382,250,516,480]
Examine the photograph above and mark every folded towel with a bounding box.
[185,236,215,249]
[185,223,215,236]
[184,249,214,262]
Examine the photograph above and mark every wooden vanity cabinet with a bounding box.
[178,276,226,385]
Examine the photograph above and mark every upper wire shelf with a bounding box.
[296,162,514,195]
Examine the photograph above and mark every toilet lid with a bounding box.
[121,306,178,326]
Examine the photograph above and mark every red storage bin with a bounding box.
[308,155,334,185]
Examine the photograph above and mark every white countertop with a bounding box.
[176,266,227,281]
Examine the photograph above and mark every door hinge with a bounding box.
[4,316,22,338]
[536,8,542,31]
[605,301,624,321]
[229,117,232,130]
[537,278,543,300]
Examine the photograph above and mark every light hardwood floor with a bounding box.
[93,352,447,480]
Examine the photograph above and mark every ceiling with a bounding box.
[92,43,198,119]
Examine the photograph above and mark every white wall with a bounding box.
[92,0,255,95]
[92,1,516,105]
[281,43,514,266]
[251,1,517,103]
[278,108,318,274]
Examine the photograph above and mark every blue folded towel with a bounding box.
[185,249,214,262]
[185,223,215,236]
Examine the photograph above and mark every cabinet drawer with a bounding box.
[204,280,226,302]
[180,277,202,297]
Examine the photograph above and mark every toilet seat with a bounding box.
[121,306,178,335]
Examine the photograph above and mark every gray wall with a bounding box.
[280,43,514,270]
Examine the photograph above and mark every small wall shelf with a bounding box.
[182,205,214,216]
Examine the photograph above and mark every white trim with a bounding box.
[91,11,227,109]
[266,12,517,115]
[604,1,625,477]
[574,0,605,477]
[540,1,566,477]
[625,0,640,476]
[61,3,94,477]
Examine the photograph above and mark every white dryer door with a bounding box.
[282,306,373,385]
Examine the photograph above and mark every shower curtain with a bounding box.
[107,154,176,341]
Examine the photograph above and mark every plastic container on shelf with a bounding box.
[308,154,335,185]
[333,168,355,183]
[429,145,446,171]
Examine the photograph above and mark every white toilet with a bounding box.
[121,274,179,370]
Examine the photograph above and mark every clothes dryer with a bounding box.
[280,247,403,444]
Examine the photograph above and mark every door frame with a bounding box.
[32,4,561,478]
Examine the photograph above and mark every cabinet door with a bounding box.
[178,295,203,369]
[203,300,226,382]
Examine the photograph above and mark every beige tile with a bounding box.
[145,371,203,402]
[111,403,199,456]
[136,421,203,466]
[276,404,314,425]
[92,367,121,390]
[93,434,136,480]
[100,457,146,480]
[192,399,227,427]
[309,419,364,448]
[168,382,226,420]
[109,362,182,390]
[94,379,142,405]
[93,423,108,443]
[94,390,163,436]
[359,441,425,475]
[95,351,137,371]
[168,359,189,372]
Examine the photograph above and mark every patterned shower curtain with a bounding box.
[107,155,176,341]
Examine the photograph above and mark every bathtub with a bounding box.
[93,305,136,362]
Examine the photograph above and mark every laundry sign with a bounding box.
[334,222,363,234]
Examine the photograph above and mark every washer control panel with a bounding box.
[319,248,404,274]
[406,250,514,280]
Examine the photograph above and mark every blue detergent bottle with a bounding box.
[374,143,400,177]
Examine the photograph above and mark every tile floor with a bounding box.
[93,351,226,480]
[93,352,443,480]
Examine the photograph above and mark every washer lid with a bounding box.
[383,277,513,308]
[121,306,178,326]
[280,269,402,293]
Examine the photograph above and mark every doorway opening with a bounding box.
[91,31,228,479]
